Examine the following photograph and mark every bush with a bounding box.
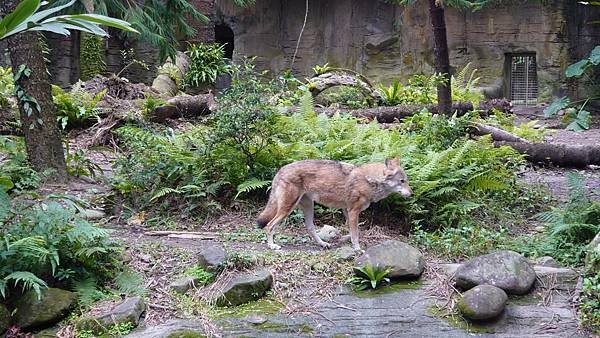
[184,43,230,88]
[0,136,39,193]
[52,84,106,130]
[0,191,122,299]
[0,66,14,109]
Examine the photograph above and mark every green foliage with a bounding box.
[580,254,600,333]
[107,321,135,336]
[0,0,138,41]
[185,43,230,88]
[412,224,510,260]
[531,172,600,266]
[0,66,14,109]
[140,93,167,119]
[0,194,122,299]
[79,33,106,81]
[563,104,591,132]
[65,142,102,178]
[236,178,271,199]
[312,63,332,75]
[0,136,39,193]
[183,265,214,286]
[451,63,483,105]
[52,84,105,130]
[318,86,370,109]
[484,109,547,142]
[114,269,145,296]
[377,80,403,106]
[347,264,392,290]
[565,46,600,78]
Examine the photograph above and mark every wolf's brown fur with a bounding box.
[257,158,412,251]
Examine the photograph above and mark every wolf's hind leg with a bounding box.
[299,195,331,249]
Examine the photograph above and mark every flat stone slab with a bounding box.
[127,320,204,338]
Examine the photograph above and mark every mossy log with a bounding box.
[148,93,216,123]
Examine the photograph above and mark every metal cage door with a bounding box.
[509,54,538,105]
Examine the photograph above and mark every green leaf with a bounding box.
[0,0,41,39]
[565,59,589,78]
[566,110,590,132]
[0,176,14,192]
[589,45,600,65]
[543,96,570,117]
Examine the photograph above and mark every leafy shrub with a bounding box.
[0,66,14,109]
[183,265,214,286]
[52,84,106,130]
[531,172,600,266]
[80,33,106,81]
[451,63,484,105]
[185,43,230,88]
[376,73,445,105]
[312,63,332,75]
[140,93,167,119]
[378,80,403,106]
[318,86,370,109]
[580,265,600,333]
[0,191,122,299]
[0,136,39,193]
[347,264,392,290]
[65,143,103,178]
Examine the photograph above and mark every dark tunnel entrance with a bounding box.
[215,24,234,59]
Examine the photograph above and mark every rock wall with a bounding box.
[215,0,600,100]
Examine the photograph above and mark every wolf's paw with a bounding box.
[268,243,282,250]
[352,245,364,253]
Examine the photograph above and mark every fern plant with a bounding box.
[185,43,230,88]
[377,80,403,106]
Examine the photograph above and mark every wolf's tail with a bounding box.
[257,183,278,228]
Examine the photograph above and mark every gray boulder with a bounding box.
[198,244,226,271]
[317,225,340,242]
[457,284,507,320]
[215,269,273,307]
[335,246,356,262]
[0,304,10,334]
[14,288,77,329]
[455,250,536,295]
[355,240,425,279]
[81,209,106,221]
[126,319,204,338]
[77,296,146,334]
[536,256,559,268]
[585,232,600,271]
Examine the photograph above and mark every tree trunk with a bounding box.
[428,0,452,114]
[1,1,68,183]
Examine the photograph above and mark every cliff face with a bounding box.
[216,0,600,100]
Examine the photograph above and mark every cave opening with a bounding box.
[215,24,234,59]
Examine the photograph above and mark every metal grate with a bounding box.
[509,54,538,105]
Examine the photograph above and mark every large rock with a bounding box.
[355,240,425,279]
[77,296,146,334]
[457,284,507,320]
[126,319,204,338]
[455,250,536,295]
[14,288,77,329]
[536,256,559,268]
[585,232,600,272]
[215,269,273,307]
[198,244,226,271]
[0,304,10,334]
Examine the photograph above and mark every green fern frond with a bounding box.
[3,271,47,299]
[299,90,314,115]
[114,269,145,296]
[235,178,272,199]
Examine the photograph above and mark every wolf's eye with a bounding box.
[400,179,405,183]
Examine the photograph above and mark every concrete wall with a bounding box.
[215,0,600,100]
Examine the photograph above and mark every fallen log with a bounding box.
[494,141,600,167]
[308,70,381,106]
[315,102,474,122]
[148,93,217,123]
[470,123,527,143]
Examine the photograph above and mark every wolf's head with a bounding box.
[382,158,412,197]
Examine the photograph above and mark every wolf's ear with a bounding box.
[385,158,399,168]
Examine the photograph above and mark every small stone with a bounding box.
[355,240,425,279]
[457,284,507,320]
[139,253,152,263]
[536,256,559,268]
[215,269,273,307]
[317,225,340,242]
[534,226,546,232]
[14,288,78,329]
[335,246,356,262]
[169,277,199,294]
[455,250,536,295]
[198,244,226,271]
[77,296,146,334]
[244,315,267,325]
[81,209,106,220]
